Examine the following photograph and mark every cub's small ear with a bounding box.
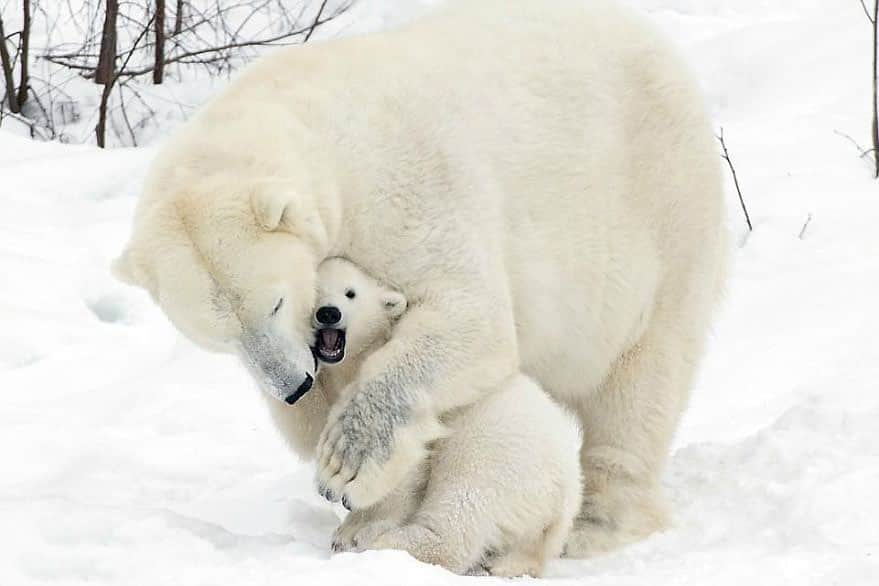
[251,190,329,251]
[382,291,407,318]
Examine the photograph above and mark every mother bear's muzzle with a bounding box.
[238,328,315,405]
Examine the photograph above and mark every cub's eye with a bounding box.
[345,289,356,300]
[270,297,284,316]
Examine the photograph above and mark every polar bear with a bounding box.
[280,257,581,577]
[112,0,728,560]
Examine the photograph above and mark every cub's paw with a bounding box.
[349,520,401,552]
[331,510,371,552]
[331,512,400,553]
[368,524,467,574]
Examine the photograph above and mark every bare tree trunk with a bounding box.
[96,77,113,147]
[0,13,19,113]
[96,12,155,147]
[16,0,30,108]
[95,0,119,85]
[154,0,166,84]
[872,1,878,178]
[173,0,184,36]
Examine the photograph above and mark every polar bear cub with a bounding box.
[313,258,582,576]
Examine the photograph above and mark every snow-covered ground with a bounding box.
[2,1,878,584]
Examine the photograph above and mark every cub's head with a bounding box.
[112,140,339,406]
[313,258,407,366]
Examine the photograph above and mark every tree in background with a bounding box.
[0,12,18,113]
[0,2,31,115]
[174,0,184,36]
[16,0,30,108]
[95,0,118,85]
[860,0,879,178]
[2,0,354,146]
[154,0,165,84]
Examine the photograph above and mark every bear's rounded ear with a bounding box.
[111,247,156,296]
[382,291,407,318]
[251,191,293,232]
[251,190,329,251]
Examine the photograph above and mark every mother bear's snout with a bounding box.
[284,373,314,405]
[239,328,316,405]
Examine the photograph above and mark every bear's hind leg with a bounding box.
[565,307,709,557]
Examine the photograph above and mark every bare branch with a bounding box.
[799,213,813,240]
[717,128,753,233]
[870,0,879,177]
[860,0,876,23]
[304,0,329,42]
[116,10,351,79]
[834,129,877,159]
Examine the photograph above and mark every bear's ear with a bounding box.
[381,291,407,318]
[251,191,328,251]
[251,191,294,231]
[111,247,156,296]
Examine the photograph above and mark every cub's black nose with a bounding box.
[284,373,314,405]
[315,305,341,325]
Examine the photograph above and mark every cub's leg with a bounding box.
[367,376,581,576]
[487,469,581,577]
[331,462,427,552]
[486,537,546,578]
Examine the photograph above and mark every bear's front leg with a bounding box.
[314,288,517,509]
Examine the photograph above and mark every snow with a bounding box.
[2,1,878,584]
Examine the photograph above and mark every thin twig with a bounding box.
[115,11,349,78]
[304,0,328,42]
[870,0,879,177]
[834,129,877,158]
[798,213,813,240]
[717,127,753,232]
[860,0,876,23]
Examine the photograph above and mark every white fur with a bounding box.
[114,0,728,562]
[364,376,583,577]
[284,258,582,577]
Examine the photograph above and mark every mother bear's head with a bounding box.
[112,138,340,406]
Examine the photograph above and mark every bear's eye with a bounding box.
[270,297,284,317]
[345,289,356,300]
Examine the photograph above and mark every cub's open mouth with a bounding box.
[315,328,346,363]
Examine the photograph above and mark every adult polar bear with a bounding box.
[113,0,727,557]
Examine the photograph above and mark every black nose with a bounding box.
[284,373,313,405]
[315,305,341,325]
